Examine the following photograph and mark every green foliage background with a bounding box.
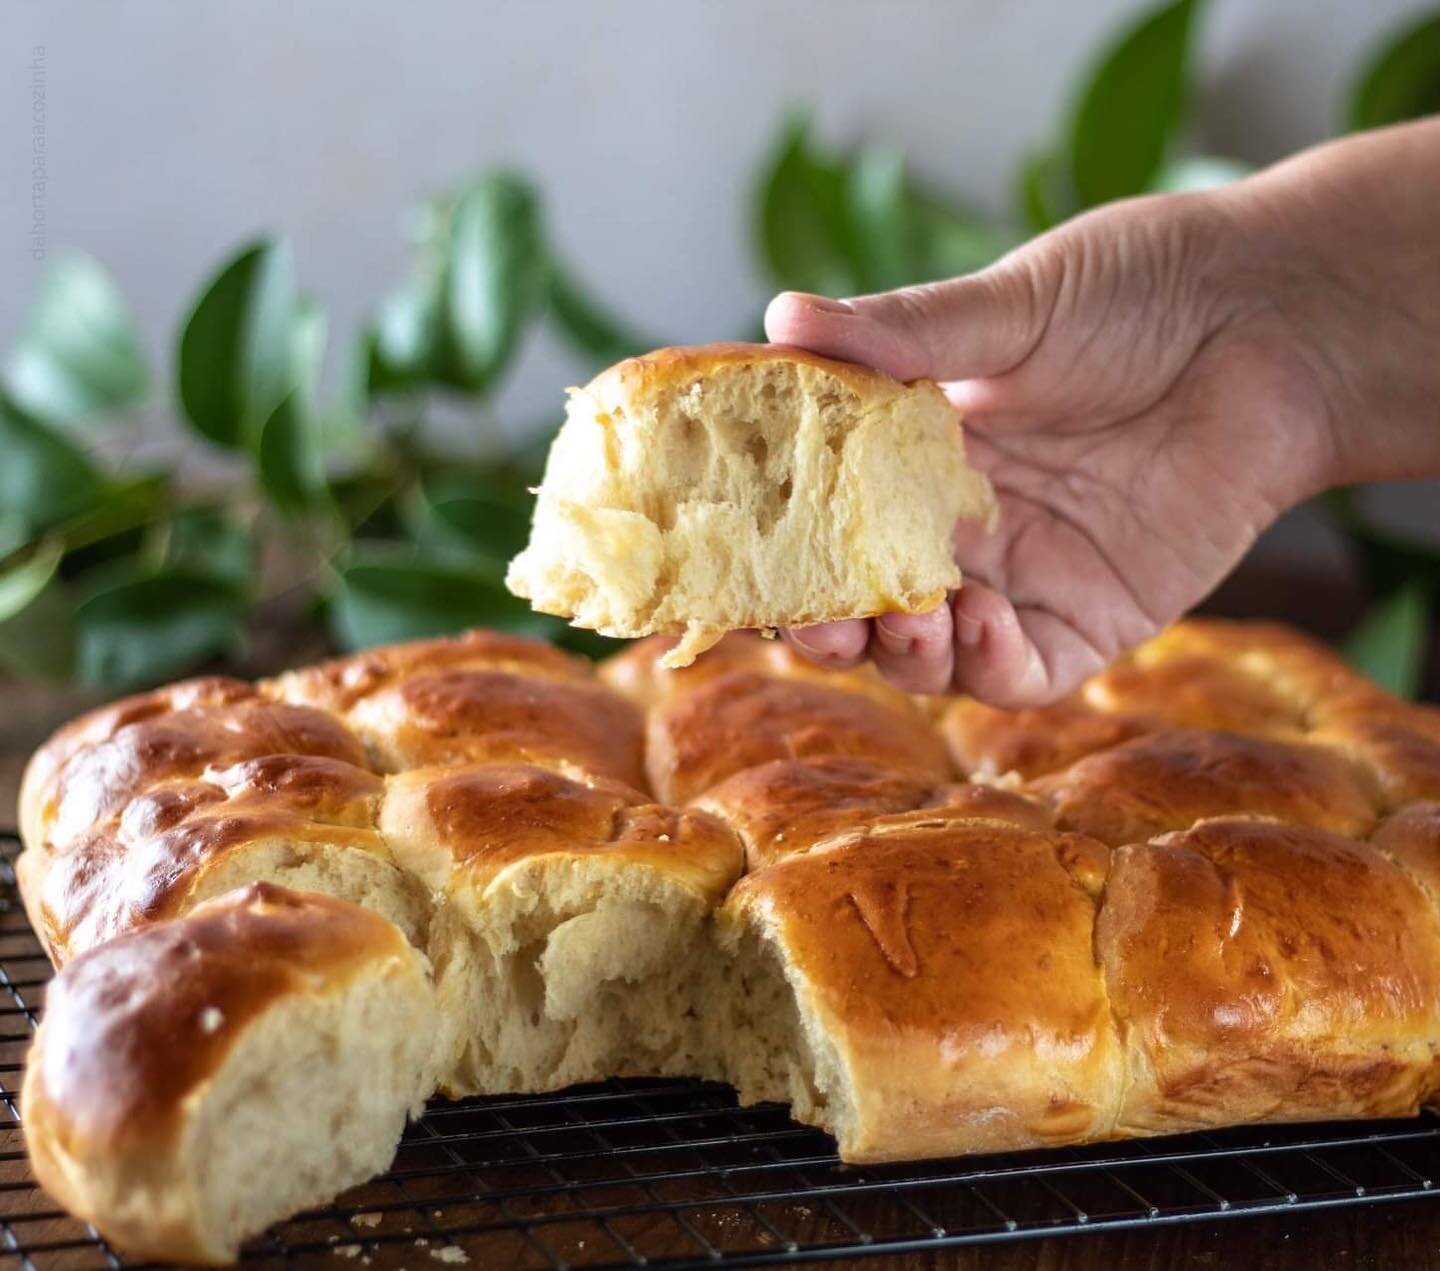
[2,2,1438,694]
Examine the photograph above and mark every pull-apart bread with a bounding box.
[17,619,1440,1261]
[505,343,996,666]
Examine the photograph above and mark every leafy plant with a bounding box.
[1349,11,1440,130]
[2,2,1437,696]
[756,111,1014,297]
[0,173,649,691]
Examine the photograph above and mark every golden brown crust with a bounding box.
[1028,729,1380,846]
[1309,689,1440,807]
[270,636,645,788]
[16,612,1440,1220]
[599,630,912,712]
[1130,618,1363,714]
[695,755,1049,868]
[941,696,1152,780]
[25,755,388,964]
[267,629,591,713]
[23,885,414,1159]
[20,677,256,815]
[1081,655,1306,735]
[382,762,741,901]
[21,686,363,853]
[1099,819,1440,1133]
[724,821,1120,1160]
[583,341,939,404]
[646,669,951,805]
[1372,802,1440,901]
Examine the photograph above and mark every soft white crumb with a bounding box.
[198,1006,224,1034]
[352,1212,383,1228]
[430,1248,468,1265]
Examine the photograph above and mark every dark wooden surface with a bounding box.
[847,1198,1440,1269]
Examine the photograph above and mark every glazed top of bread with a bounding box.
[16,620,1440,1007]
[380,761,741,903]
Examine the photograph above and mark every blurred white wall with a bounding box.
[3,0,1433,445]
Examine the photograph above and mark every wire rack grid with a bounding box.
[2,833,1439,1270]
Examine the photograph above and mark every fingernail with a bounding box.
[875,615,915,652]
[787,629,827,657]
[954,612,984,648]
[799,295,854,315]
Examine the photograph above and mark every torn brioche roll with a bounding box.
[21,884,438,1265]
[506,343,995,667]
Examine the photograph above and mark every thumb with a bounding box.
[763,261,1049,384]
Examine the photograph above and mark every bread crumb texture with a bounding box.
[506,344,995,665]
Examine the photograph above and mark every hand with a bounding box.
[768,121,1440,705]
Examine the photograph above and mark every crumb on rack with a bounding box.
[431,1248,469,1265]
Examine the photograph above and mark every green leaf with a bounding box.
[53,471,168,558]
[1326,487,1440,595]
[846,145,912,291]
[1017,146,1077,234]
[1349,12,1440,130]
[406,471,534,566]
[437,173,544,391]
[330,545,557,651]
[0,515,29,560]
[0,539,74,681]
[1344,581,1430,699]
[366,274,442,394]
[1069,0,1199,208]
[255,390,327,518]
[161,506,255,587]
[0,393,107,534]
[75,570,246,689]
[289,296,327,410]
[909,192,1017,279]
[1152,155,1254,192]
[177,238,298,450]
[5,252,149,425]
[756,113,857,295]
[545,263,652,364]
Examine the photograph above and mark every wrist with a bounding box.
[1217,124,1440,491]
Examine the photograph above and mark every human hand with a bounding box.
[768,122,1440,705]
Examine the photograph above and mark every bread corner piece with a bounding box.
[21,884,438,1265]
[506,343,995,667]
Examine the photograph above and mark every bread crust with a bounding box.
[582,341,936,403]
[15,616,1440,1256]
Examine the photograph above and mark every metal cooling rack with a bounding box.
[3,833,1440,1269]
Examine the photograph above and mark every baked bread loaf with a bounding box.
[505,343,996,666]
[16,618,1440,1259]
